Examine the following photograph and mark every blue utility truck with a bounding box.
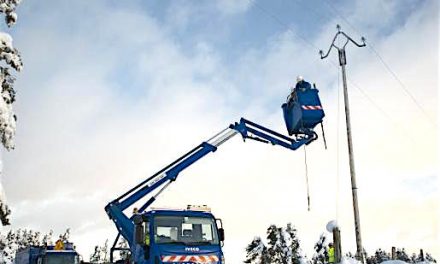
[106,115,324,263]
[14,245,80,264]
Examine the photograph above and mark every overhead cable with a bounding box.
[320,0,436,127]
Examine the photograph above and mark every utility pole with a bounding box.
[319,25,366,263]
[333,226,342,263]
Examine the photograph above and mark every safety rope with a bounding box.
[320,122,327,149]
[303,145,311,211]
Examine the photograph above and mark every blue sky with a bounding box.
[0,0,438,262]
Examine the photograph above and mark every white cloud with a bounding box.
[0,0,438,262]
[216,0,253,15]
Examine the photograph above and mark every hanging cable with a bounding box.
[320,122,327,149]
[303,145,311,211]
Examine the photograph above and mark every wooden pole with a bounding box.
[333,227,342,263]
[320,26,366,263]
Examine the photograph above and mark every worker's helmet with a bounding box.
[329,242,333,247]
[296,75,304,83]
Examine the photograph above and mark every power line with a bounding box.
[251,0,320,51]
[250,0,433,137]
[320,0,363,38]
[366,44,437,127]
[320,0,437,127]
[324,57,419,144]
[250,0,342,71]
[288,0,335,25]
[347,78,418,144]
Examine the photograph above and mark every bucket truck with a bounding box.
[105,112,325,264]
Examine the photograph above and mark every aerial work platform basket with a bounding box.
[282,81,325,136]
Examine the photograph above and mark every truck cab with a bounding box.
[14,246,80,264]
[133,206,225,263]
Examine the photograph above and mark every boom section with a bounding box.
[105,117,317,243]
[231,118,317,149]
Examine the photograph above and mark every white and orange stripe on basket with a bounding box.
[161,255,219,263]
[301,105,322,110]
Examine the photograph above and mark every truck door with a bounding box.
[145,216,151,260]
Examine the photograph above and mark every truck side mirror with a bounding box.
[218,228,225,242]
[134,215,145,245]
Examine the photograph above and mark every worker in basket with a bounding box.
[287,75,313,103]
[295,75,312,90]
[283,74,324,136]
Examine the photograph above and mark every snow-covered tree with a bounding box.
[118,238,130,262]
[244,236,270,264]
[41,230,54,247]
[0,1,21,27]
[0,228,59,264]
[0,198,10,226]
[312,233,329,264]
[267,224,289,263]
[425,253,437,263]
[286,223,301,264]
[366,248,390,264]
[0,0,23,227]
[364,248,437,264]
[395,248,411,262]
[0,0,22,151]
[60,228,70,242]
[90,239,109,263]
[245,223,303,264]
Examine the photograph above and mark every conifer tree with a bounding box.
[312,233,328,264]
[118,238,130,262]
[396,248,411,262]
[245,223,304,264]
[90,239,109,263]
[375,248,390,263]
[0,0,23,227]
[286,223,301,264]
[425,253,437,263]
[244,236,270,264]
[0,228,63,263]
[266,224,281,263]
[364,247,437,264]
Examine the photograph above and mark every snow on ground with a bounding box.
[341,257,363,264]
[342,259,437,264]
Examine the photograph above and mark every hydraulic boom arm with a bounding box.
[105,118,317,247]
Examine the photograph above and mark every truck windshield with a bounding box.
[153,215,219,246]
[45,254,78,264]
